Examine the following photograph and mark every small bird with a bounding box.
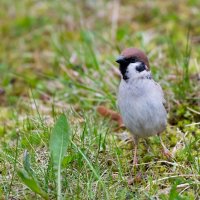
[116,47,169,166]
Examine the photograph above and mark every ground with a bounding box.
[0,0,200,199]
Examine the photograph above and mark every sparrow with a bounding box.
[116,47,169,166]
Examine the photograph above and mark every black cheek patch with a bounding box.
[119,62,129,81]
[135,62,146,72]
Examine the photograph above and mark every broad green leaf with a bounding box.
[49,114,71,200]
[17,169,48,200]
[49,114,71,169]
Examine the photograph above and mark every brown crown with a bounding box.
[121,47,150,69]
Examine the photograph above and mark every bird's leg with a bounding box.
[158,135,172,159]
[132,137,138,166]
[133,144,138,166]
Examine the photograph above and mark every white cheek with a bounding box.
[127,62,141,77]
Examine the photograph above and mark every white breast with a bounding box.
[118,78,167,138]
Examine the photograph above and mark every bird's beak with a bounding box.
[116,55,125,64]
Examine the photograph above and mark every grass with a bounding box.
[0,0,200,199]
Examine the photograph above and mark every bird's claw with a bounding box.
[162,148,173,159]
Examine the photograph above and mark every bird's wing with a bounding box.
[153,81,166,105]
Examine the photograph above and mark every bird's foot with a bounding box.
[162,147,173,159]
[159,135,173,159]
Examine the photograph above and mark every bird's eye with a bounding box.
[130,58,136,63]
[127,57,137,63]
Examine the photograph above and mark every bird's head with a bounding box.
[116,48,150,81]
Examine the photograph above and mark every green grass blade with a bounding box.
[71,141,109,200]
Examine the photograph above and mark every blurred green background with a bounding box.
[0,0,200,199]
